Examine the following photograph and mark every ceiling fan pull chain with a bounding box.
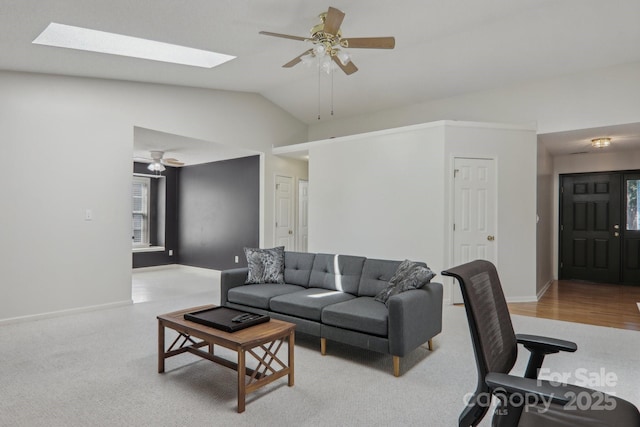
[317,64,321,120]
[331,69,334,116]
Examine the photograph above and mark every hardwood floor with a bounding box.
[508,280,640,331]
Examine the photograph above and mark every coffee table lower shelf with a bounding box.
[157,305,295,413]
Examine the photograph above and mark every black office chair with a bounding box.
[442,260,640,427]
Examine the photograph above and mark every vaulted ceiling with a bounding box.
[3,0,640,127]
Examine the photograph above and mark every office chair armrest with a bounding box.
[516,334,577,379]
[485,372,571,406]
[516,334,577,354]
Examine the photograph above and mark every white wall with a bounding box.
[308,61,640,141]
[307,121,537,303]
[443,124,538,301]
[306,61,640,299]
[309,124,446,268]
[0,71,307,322]
[551,149,640,278]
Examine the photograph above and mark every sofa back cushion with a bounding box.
[308,253,366,295]
[284,251,316,287]
[358,259,403,297]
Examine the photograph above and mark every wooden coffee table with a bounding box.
[157,305,295,413]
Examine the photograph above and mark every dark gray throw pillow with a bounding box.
[244,246,285,284]
[374,259,435,305]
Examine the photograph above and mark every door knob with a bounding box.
[487,235,495,241]
[288,230,293,235]
[614,232,620,237]
[614,224,620,230]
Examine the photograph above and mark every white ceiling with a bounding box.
[3,0,640,157]
[133,127,259,166]
[539,122,640,156]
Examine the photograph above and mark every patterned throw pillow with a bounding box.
[244,246,285,284]
[374,259,435,305]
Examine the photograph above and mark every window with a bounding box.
[132,176,150,246]
[627,179,640,230]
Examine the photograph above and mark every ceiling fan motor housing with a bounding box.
[150,150,164,161]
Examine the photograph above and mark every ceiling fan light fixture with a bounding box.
[148,161,166,172]
[591,137,611,148]
[336,49,351,65]
[300,53,316,66]
[312,44,326,57]
[320,55,337,74]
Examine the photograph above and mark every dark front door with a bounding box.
[560,173,621,283]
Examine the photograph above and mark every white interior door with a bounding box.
[452,158,497,303]
[298,180,309,252]
[275,175,295,250]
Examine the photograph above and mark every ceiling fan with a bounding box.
[259,6,395,75]
[135,150,184,172]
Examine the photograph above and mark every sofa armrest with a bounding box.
[220,267,248,306]
[387,281,443,357]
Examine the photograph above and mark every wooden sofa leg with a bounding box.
[428,338,433,351]
[393,356,400,377]
[321,338,326,355]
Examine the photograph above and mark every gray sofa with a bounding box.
[220,251,443,376]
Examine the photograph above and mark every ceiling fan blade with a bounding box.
[332,56,358,75]
[283,49,313,68]
[163,158,184,166]
[259,31,307,42]
[323,7,345,35]
[342,37,395,49]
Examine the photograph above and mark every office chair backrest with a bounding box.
[443,260,518,377]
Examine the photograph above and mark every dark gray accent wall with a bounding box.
[132,162,179,268]
[178,155,259,270]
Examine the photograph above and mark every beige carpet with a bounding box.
[1,268,638,426]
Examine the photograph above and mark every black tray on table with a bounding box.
[184,306,269,332]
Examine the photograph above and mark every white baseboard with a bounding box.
[0,300,133,326]
[505,295,538,303]
[536,279,553,300]
[133,264,220,274]
[445,280,552,305]
[132,263,180,272]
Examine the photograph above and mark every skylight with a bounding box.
[33,23,235,69]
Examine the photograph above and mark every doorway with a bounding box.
[275,175,295,250]
[559,171,640,284]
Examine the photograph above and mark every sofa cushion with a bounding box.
[269,288,356,321]
[244,246,285,284]
[321,297,388,337]
[284,251,316,287]
[357,258,403,297]
[308,254,366,295]
[228,283,305,309]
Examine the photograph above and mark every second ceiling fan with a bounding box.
[260,6,395,75]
